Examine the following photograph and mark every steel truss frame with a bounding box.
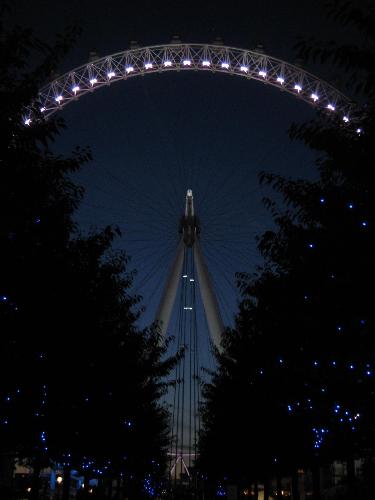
[35,43,355,120]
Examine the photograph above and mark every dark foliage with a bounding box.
[199,1,375,496]
[0,14,174,499]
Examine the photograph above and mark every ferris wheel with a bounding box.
[32,42,354,491]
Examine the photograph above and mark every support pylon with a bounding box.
[156,189,224,347]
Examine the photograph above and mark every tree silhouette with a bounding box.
[199,1,375,498]
[0,13,175,499]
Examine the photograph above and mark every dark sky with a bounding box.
[9,1,351,333]
[10,0,344,66]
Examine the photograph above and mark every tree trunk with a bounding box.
[107,477,113,499]
[292,470,300,500]
[113,477,122,500]
[311,462,320,500]
[82,472,91,498]
[62,466,71,500]
[276,474,282,498]
[253,480,258,500]
[0,452,15,499]
[30,461,41,500]
[362,456,375,500]
[97,477,104,498]
[346,456,356,498]
[263,477,270,500]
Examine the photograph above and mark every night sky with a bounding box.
[9,0,351,336]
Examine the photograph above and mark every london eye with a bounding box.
[30,41,354,494]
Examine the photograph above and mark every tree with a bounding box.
[0,13,175,499]
[0,15,88,496]
[199,1,375,497]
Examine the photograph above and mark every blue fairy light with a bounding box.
[308,243,315,249]
[361,221,368,227]
[216,485,226,497]
[143,476,155,497]
[312,427,328,449]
